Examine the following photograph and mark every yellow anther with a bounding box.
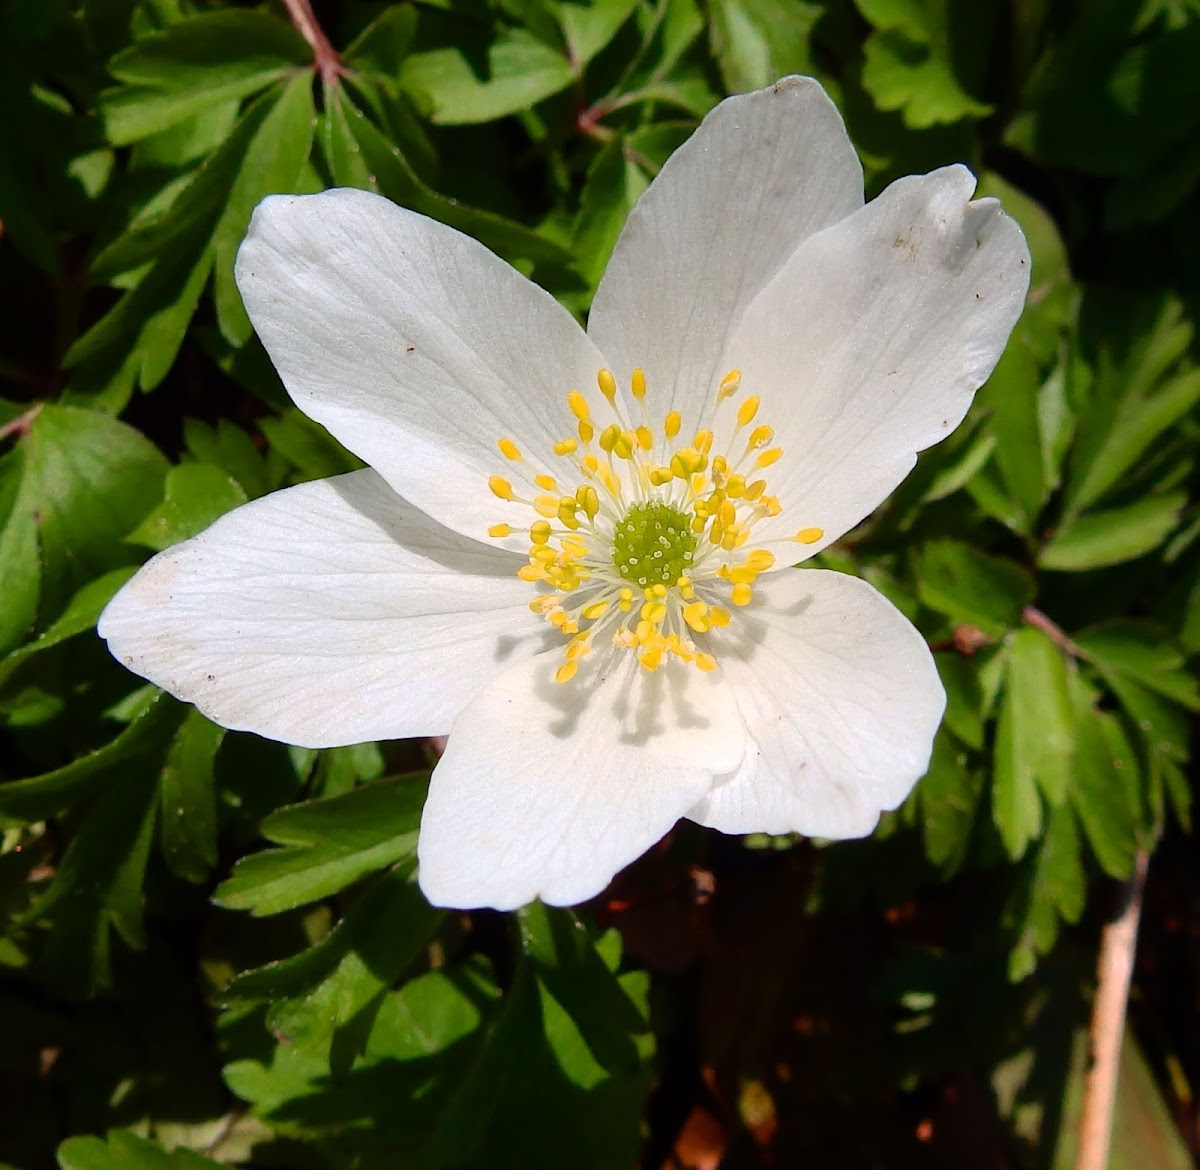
[576,485,600,520]
[691,515,707,534]
[578,419,594,444]
[746,549,776,571]
[691,472,707,495]
[651,583,668,598]
[696,652,717,672]
[518,564,544,582]
[532,546,557,565]
[744,479,766,500]
[711,455,728,481]
[631,368,647,399]
[677,576,696,600]
[650,466,673,486]
[635,620,656,642]
[555,661,578,685]
[530,594,556,613]
[693,429,713,454]
[795,526,825,544]
[553,437,578,456]
[561,537,589,558]
[613,431,634,459]
[710,607,732,628]
[498,438,522,460]
[731,582,753,606]
[748,425,773,449]
[641,601,668,624]
[566,636,592,661]
[598,465,620,494]
[489,475,514,501]
[581,601,609,621]
[664,411,681,439]
[488,523,512,538]
[534,473,557,492]
[726,474,747,498]
[728,565,757,585]
[582,453,599,474]
[636,425,653,451]
[719,369,742,398]
[599,424,620,454]
[557,499,581,530]
[597,368,618,402]
[567,390,590,421]
[682,601,711,633]
[530,520,552,544]
[533,494,559,517]
[760,495,782,516]
[736,396,760,427]
[670,448,707,478]
[756,447,783,468]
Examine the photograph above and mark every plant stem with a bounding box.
[280,0,343,84]
[1023,604,1081,658]
[1075,849,1150,1170]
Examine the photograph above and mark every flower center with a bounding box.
[612,501,697,587]
[486,367,824,682]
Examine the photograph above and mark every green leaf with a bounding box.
[573,135,648,291]
[0,568,134,677]
[1065,368,1200,518]
[182,418,277,499]
[992,627,1079,859]
[23,769,160,995]
[918,734,982,871]
[230,867,442,1073]
[975,340,1048,531]
[1076,622,1200,711]
[332,84,574,267]
[212,70,317,345]
[126,462,248,551]
[935,651,984,749]
[101,10,309,144]
[212,774,428,916]
[913,539,1035,637]
[0,405,167,651]
[1039,493,1185,571]
[59,1129,225,1169]
[158,710,224,883]
[1069,683,1140,879]
[259,408,363,482]
[400,29,575,125]
[707,0,821,94]
[0,694,185,824]
[856,0,994,129]
[558,0,642,66]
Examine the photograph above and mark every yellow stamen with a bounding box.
[794,526,824,544]
[554,438,578,456]
[631,368,647,399]
[489,475,514,501]
[719,369,741,398]
[488,523,512,538]
[567,390,590,421]
[731,583,753,606]
[664,410,681,439]
[498,438,521,460]
[597,368,617,403]
[534,473,557,492]
[736,396,760,427]
[555,661,578,685]
[756,447,783,468]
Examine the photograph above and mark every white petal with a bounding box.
[235,188,607,547]
[587,76,863,420]
[688,569,943,838]
[99,470,544,748]
[418,651,747,909]
[725,165,1030,551]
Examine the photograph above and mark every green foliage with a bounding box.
[2,0,1199,1166]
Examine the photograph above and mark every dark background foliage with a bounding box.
[1,0,1199,1166]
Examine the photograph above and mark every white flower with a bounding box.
[100,77,1029,910]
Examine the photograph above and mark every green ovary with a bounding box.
[612,501,698,587]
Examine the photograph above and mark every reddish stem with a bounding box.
[280,0,344,85]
